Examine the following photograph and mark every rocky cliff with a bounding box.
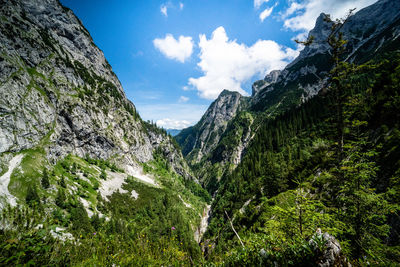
[176,90,248,164]
[0,2,211,258]
[0,0,193,180]
[175,90,250,190]
[0,0,200,212]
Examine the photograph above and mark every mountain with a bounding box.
[0,0,192,178]
[166,129,181,136]
[251,0,400,112]
[176,0,400,192]
[1,0,400,265]
[176,90,248,163]
[0,0,209,265]
[175,0,400,264]
[175,90,251,191]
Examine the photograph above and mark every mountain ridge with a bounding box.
[176,0,400,189]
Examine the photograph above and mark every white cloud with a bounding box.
[153,34,194,63]
[160,2,184,17]
[259,6,274,22]
[135,103,208,129]
[160,4,168,17]
[283,0,377,32]
[254,0,269,9]
[188,26,298,100]
[178,96,189,103]
[283,2,305,17]
[156,118,191,129]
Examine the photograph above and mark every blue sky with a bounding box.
[60,0,376,129]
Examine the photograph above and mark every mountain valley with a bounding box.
[1,0,400,265]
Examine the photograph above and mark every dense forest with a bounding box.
[204,49,400,265]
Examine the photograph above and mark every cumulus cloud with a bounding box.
[282,0,377,32]
[156,118,191,129]
[188,26,298,100]
[259,6,274,22]
[135,103,208,129]
[178,96,189,103]
[254,0,269,9]
[160,4,168,17]
[153,34,194,63]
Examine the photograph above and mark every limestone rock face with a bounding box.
[176,90,248,164]
[252,70,281,96]
[0,0,191,178]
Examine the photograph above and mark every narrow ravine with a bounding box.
[195,204,211,243]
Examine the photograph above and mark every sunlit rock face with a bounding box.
[0,0,192,178]
[176,90,248,164]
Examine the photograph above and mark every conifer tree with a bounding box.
[26,185,40,207]
[323,10,355,165]
[41,168,50,189]
[296,9,355,167]
[55,188,66,208]
[60,175,66,188]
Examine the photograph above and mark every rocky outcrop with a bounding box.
[252,70,281,96]
[176,90,248,164]
[0,0,192,179]
[309,229,350,267]
[291,0,400,66]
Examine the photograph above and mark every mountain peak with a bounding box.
[252,70,281,96]
[176,88,248,162]
[219,89,242,97]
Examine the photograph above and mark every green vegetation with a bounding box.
[9,149,46,200]
[5,51,395,266]
[203,53,400,265]
[1,149,209,265]
[1,4,400,266]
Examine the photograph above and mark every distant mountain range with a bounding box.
[166,129,181,136]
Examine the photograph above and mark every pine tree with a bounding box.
[338,79,392,259]
[59,175,66,188]
[41,168,50,189]
[55,188,66,208]
[296,9,355,167]
[323,10,355,165]
[100,169,107,180]
[26,185,40,207]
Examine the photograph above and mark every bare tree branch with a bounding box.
[224,210,244,248]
